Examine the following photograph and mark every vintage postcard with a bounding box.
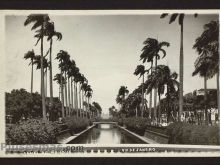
[0,10,220,157]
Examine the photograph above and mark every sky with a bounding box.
[5,13,218,114]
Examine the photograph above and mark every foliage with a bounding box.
[6,119,59,144]
[6,88,62,123]
[124,117,151,136]
[167,122,220,145]
[64,116,89,133]
[6,89,42,123]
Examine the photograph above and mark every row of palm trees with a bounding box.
[23,14,101,120]
[115,14,219,125]
[54,50,94,118]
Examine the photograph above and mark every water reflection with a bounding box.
[70,124,141,144]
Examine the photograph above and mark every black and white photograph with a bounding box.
[1,10,220,156]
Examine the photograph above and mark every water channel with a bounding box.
[70,123,146,144]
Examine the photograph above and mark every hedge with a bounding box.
[6,119,59,144]
[64,116,89,134]
[167,122,220,145]
[124,117,151,136]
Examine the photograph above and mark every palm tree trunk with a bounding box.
[70,77,73,116]
[68,77,71,116]
[31,59,33,94]
[204,75,208,125]
[217,72,219,120]
[154,57,158,122]
[135,107,138,117]
[88,97,90,119]
[75,82,79,117]
[141,74,144,118]
[158,94,161,123]
[82,91,84,118]
[40,33,46,120]
[149,63,153,119]
[79,85,82,117]
[218,25,220,144]
[49,39,53,110]
[179,22,184,122]
[74,82,77,116]
[59,86,60,100]
[64,72,68,116]
[61,70,64,118]
[45,68,47,98]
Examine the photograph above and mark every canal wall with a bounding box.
[57,124,96,144]
[144,126,169,144]
[56,122,168,144]
[117,125,158,144]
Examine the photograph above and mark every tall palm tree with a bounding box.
[193,20,219,122]
[81,82,88,118]
[160,13,198,121]
[145,65,179,122]
[32,55,49,92]
[85,85,93,118]
[56,50,70,117]
[140,38,170,121]
[24,14,50,120]
[79,74,87,118]
[53,73,66,117]
[116,86,129,110]
[44,21,62,110]
[192,55,215,125]
[134,64,149,117]
[24,50,36,94]
[73,70,81,117]
[67,60,76,115]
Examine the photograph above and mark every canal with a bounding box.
[69,123,146,144]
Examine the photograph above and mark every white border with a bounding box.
[0,10,220,157]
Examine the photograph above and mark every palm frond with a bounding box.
[160,13,168,18]
[169,13,178,24]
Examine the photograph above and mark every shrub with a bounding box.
[124,117,151,136]
[6,119,59,144]
[167,122,220,145]
[64,116,89,133]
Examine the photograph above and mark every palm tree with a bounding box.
[56,50,70,117]
[79,74,87,118]
[134,65,148,117]
[85,85,93,118]
[53,73,66,117]
[140,38,170,121]
[32,55,49,97]
[24,14,50,120]
[24,50,36,94]
[81,82,88,118]
[92,102,102,118]
[193,20,219,123]
[192,55,215,125]
[116,86,129,111]
[73,71,81,117]
[145,65,179,123]
[160,13,198,121]
[67,60,76,115]
[44,21,62,110]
